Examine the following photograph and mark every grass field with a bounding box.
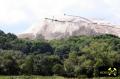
[0,76,120,79]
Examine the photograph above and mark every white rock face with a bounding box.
[18,15,120,40]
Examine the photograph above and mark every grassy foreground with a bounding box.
[0,76,120,79]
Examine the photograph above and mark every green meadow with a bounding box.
[0,76,120,79]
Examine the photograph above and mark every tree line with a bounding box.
[0,29,120,78]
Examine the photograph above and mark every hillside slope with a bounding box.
[18,15,120,40]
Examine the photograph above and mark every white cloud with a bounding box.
[0,0,120,25]
[0,0,97,24]
[1,0,120,33]
[103,0,120,12]
[103,0,120,7]
[0,0,28,24]
[75,0,96,10]
[0,0,74,24]
[103,0,120,23]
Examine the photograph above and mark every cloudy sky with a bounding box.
[0,0,120,34]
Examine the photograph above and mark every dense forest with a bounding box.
[0,29,120,78]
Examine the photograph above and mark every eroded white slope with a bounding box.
[18,15,120,40]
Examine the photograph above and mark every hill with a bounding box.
[18,15,120,40]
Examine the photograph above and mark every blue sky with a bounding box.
[0,0,120,34]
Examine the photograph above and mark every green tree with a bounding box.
[20,55,33,75]
[52,64,64,76]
